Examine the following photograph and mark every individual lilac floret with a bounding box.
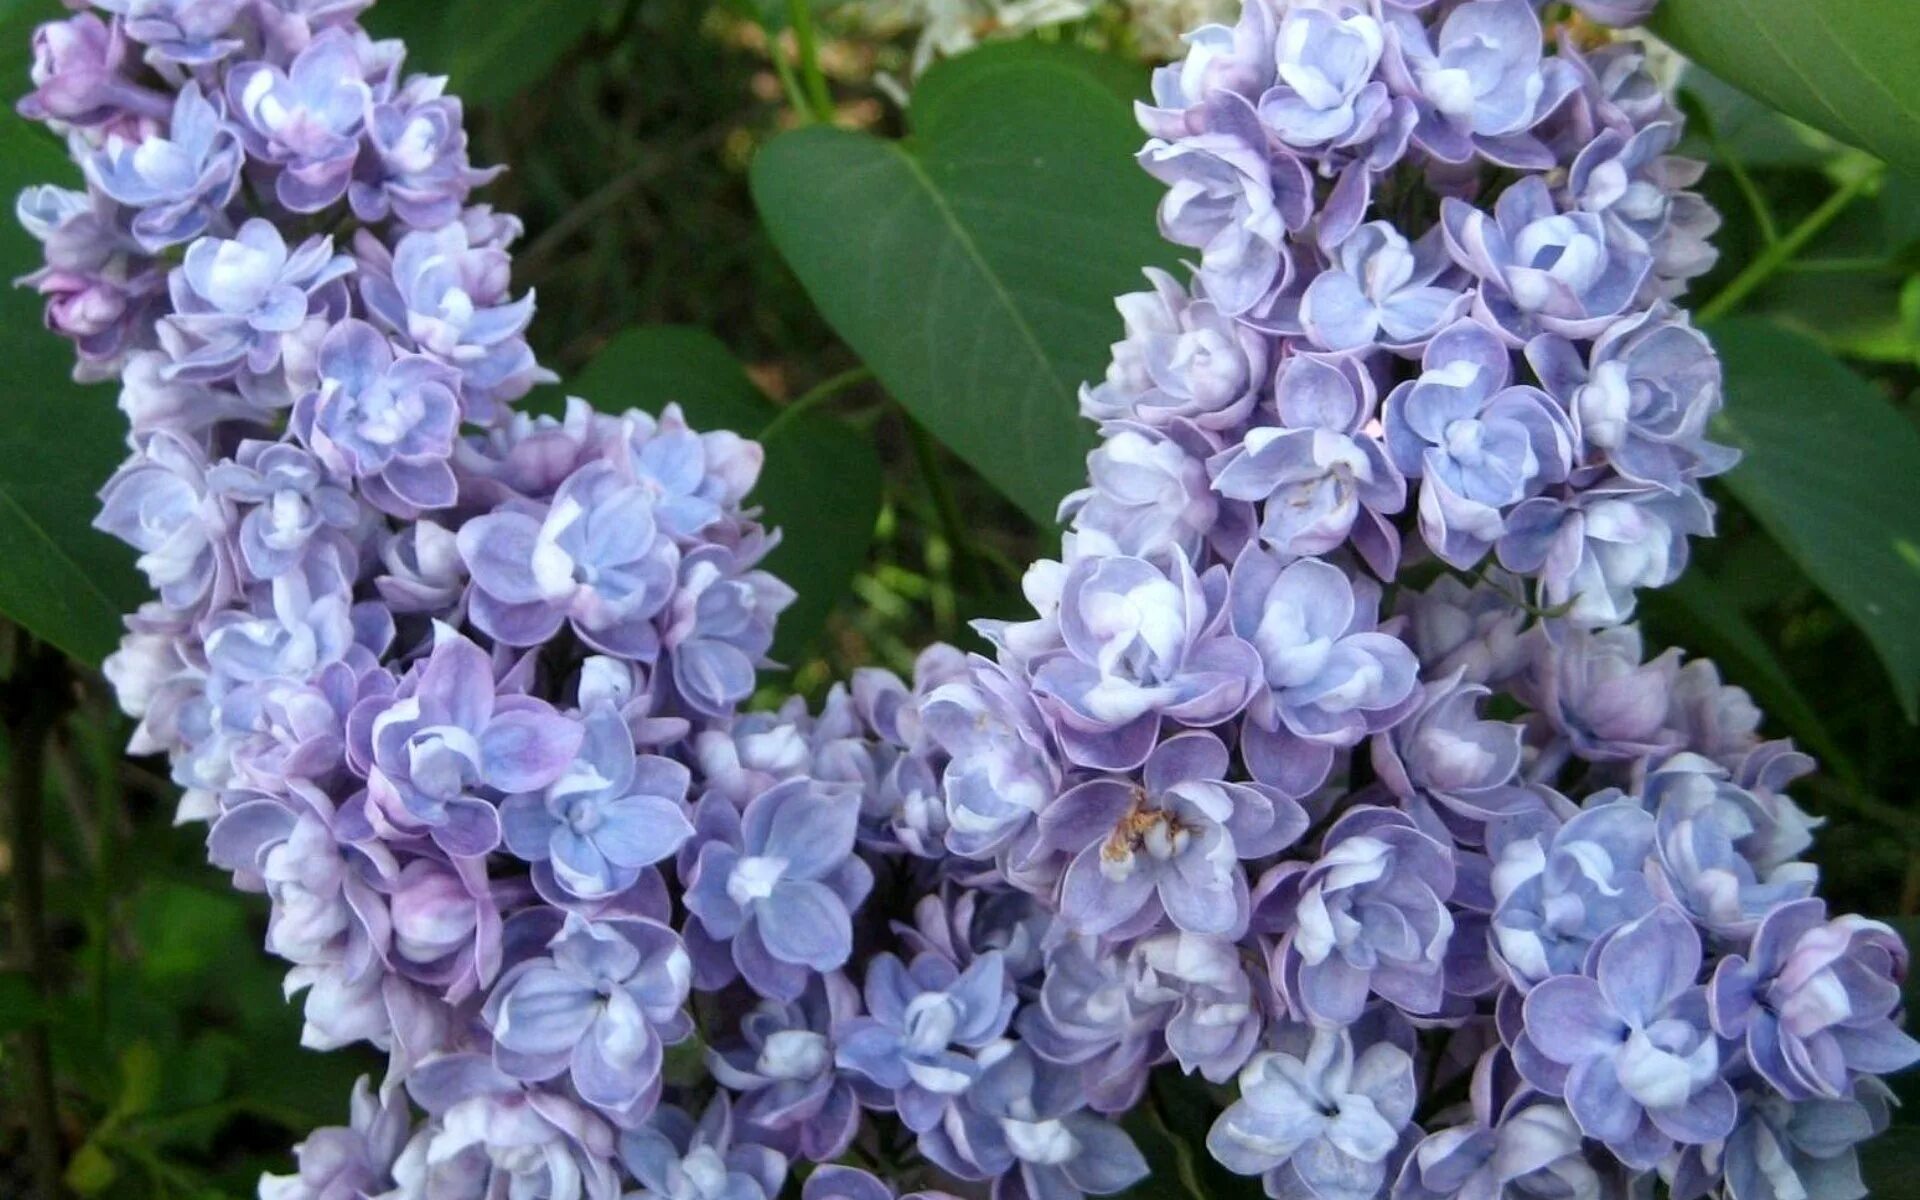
[1635,756,1818,939]
[1687,1083,1890,1200]
[1526,305,1735,492]
[1393,1067,1616,1200]
[1383,318,1572,569]
[1300,222,1464,352]
[619,1096,787,1200]
[113,0,249,66]
[1258,7,1402,157]
[85,81,242,252]
[1499,486,1711,626]
[1211,354,1404,577]
[1255,806,1455,1026]
[458,460,681,659]
[1136,0,1274,138]
[359,222,543,414]
[1139,94,1310,316]
[1382,0,1578,169]
[292,318,462,517]
[683,779,873,1001]
[922,660,1061,865]
[918,1041,1149,1200]
[804,1166,958,1200]
[395,1054,622,1200]
[1017,937,1161,1114]
[1397,571,1531,688]
[1040,730,1305,939]
[159,219,353,382]
[620,404,764,542]
[17,12,170,129]
[257,1076,407,1200]
[484,913,692,1119]
[661,545,796,718]
[95,430,234,613]
[1228,551,1419,796]
[1443,177,1651,343]
[1489,802,1656,989]
[226,29,372,212]
[1208,1024,1418,1200]
[1523,905,1736,1169]
[1030,552,1260,771]
[351,75,502,228]
[1372,674,1536,837]
[500,704,693,900]
[1709,899,1920,1100]
[709,974,862,1160]
[1567,121,1720,289]
[348,625,582,856]
[206,439,358,580]
[1528,623,1681,763]
[836,951,1015,1132]
[1079,268,1265,432]
[1126,931,1263,1083]
[1061,425,1218,563]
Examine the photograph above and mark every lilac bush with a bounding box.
[15,0,1917,1198]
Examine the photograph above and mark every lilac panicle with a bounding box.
[18,0,1913,1198]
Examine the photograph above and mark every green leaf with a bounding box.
[752,40,1176,526]
[0,115,145,664]
[366,0,600,106]
[1652,0,1920,175]
[1678,68,1839,170]
[569,327,882,660]
[0,969,42,1035]
[1707,317,1920,720]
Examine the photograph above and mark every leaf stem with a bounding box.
[4,634,72,1200]
[785,0,834,123]
[759,365,871,445]
[1699,167,1884,322]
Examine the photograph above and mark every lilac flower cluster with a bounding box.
[18,3,1916,1200]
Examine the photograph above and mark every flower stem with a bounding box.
[1699,167,1883,323]
[785,0,834,123]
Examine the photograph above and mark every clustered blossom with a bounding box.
[20,2,1916,1200]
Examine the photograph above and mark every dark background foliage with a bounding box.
[1,0,1918,1193]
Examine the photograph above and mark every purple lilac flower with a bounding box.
[709,973,863,1160]
[1383,318,1572,568]
[1523,905,1736,1168]
[1300,221,1464,352]
[484,913,692,1119]
[258,1076,407,1200]
[398,1054,622,1200]
[351,74,502,228]
[1383,0,1579,169]
[206,439,359,580]
[292,318,463,517]
[661,545,795,718]
[1040,730,1304,938]
[85,82,242,252]
[112,0,250,66]
[619,1097,786,1200]
[1488,802,1655,988]
[1080,268,1265,432]
[1030,551,1260,771]
[1126,931,1262,1082]
[458,461,681,659]
[1211,353,1405,576]
[1208,1024,1418,1200]
[1710,899,1920,1101]
[1255,806,1456,1025]
[159,219,354,382]
[500,704,693,900]
[226,29,373,212]
[347,626,581,856]
[683,779,873,1000]
[1229,551,1419,795]
[836,951,1015,1132]
[918,1041,1149,1200]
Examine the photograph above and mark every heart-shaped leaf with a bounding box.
[569,327,882,661]
[751,40,1178,527]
